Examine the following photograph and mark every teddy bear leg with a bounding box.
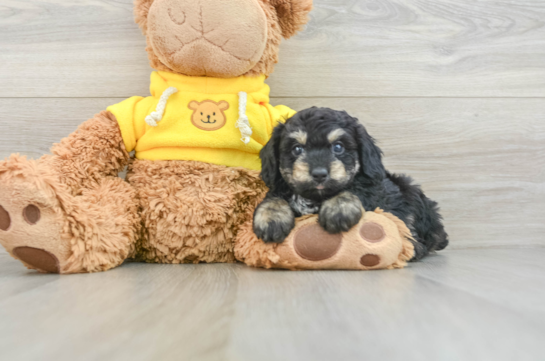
[235,209,415,270]
[0,111,138,273]
[62,177,140,273]
[127,160,266,264]
[0,158,139,273]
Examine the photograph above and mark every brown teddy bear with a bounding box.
[0,0,414,274]
[0,0,313,274]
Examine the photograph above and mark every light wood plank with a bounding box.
[0,257,237,361]
[0,254,59,299]
[0,98,113,159]
[0,97,543,249]
[0,0,152,98]
[1,249,544,361]
[227,250,545,361]
[1,0,545,97]
[410,248,545,320]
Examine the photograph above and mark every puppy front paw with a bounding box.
[253,198,295,243]
[319,192,363,234]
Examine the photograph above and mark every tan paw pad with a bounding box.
[0,205,10,231]
[23,205,41,225]
[293,224,342,261]
[360,254,381,267]
[359,222,385,243]
[13,247,60,274]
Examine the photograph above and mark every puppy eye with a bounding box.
[332,142,345,155]
[292,145,304,157]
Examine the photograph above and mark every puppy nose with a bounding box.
[311,167,329,183]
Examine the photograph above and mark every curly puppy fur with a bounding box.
[319,191,362,234]
[255,107,449,261]
[253,197,295,243]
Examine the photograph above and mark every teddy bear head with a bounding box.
[134,0,313,78]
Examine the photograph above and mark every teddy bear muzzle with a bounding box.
[147,0,268,77]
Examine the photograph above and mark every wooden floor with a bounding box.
[0,248,544,361]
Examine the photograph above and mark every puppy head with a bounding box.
[260,107,385,201]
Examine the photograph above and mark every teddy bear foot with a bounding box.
[0,155,139,274]
[235,208,415,270]
[0,158,70,273]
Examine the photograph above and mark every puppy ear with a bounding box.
[355,122,386,182]
[270,0,313,39]
[134,0,155,34]
[260,123,285,188]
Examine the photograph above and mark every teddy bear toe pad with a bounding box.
[0,203,42,231]
[360,222,386,243]
[0,205,10,231]
[360,254,381,267]
[12,247,60,274]
[293,224,342,261]
[23,205,41,225]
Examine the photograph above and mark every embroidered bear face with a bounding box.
[188,100,230,131]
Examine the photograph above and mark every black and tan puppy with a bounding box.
[253,107,448,260]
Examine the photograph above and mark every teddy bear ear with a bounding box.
[134,0,155,34]
[218,101,230,111]
[270,0,313,39]
[188,101,200,110]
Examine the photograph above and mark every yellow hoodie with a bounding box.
[107,71,296,171]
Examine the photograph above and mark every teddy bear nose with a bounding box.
[311,167,329,183]
[207,115,211,120]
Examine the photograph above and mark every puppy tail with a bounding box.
[434,227,449,251]
[423,196,449,252]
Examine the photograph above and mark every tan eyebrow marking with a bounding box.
[292,158,313,183]
[327,128,346,143]
[289,130,308,145]
[330,159,349,182]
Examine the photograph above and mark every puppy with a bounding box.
[253,107,448,261]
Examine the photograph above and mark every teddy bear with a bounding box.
[0,0,415,274]
[0,0,314,274]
